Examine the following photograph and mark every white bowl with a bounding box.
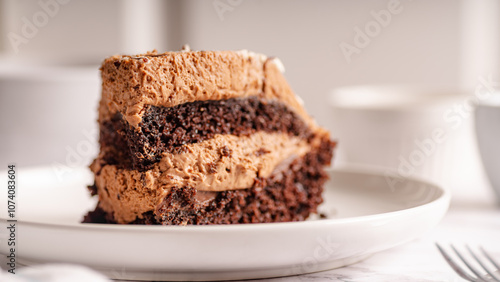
[475,94,500,203]
[0,63,100,169]
[328,85,479,189]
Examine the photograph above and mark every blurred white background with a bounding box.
[0,0,499,189]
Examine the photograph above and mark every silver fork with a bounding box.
[436,243,500,282]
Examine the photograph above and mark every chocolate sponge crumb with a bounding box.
[100,97,311,171]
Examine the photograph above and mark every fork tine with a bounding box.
[451,245,488,282]
[466,245,500,282]
[480,247,500,280]
[481,247,500,272]
[436,243,479,282]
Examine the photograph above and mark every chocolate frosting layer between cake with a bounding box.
[90,131,314,224]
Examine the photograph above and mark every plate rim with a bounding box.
[0,166,450,232]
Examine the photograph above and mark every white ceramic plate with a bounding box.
[0,167,449,281]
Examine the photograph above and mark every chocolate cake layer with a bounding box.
[101,97,312,171]
[83,137,335,225]
[86,49,336,226]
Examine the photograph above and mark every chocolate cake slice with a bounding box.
[83,48,336,225]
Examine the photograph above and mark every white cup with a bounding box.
[328,85,483,190]
[0,63,100,170]
[475,93,500,203]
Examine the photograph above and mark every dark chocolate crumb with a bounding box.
[220,146,232,158]
[87,184,97,196]
[255,148,270,157]
[207,162,217,174]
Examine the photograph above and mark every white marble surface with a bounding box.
[243,202,500,282]
[232,181,500,282]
